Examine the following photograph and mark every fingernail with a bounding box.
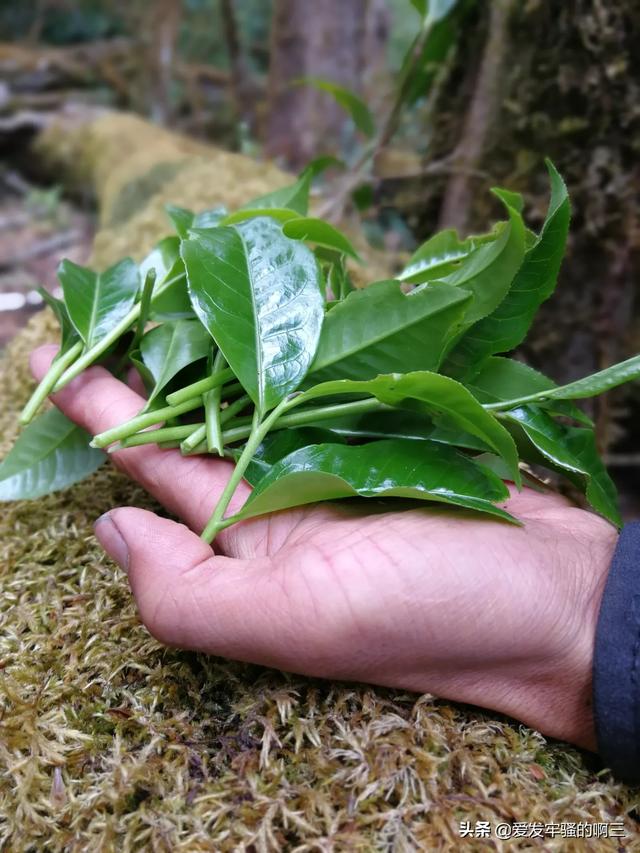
[94,512,130,573]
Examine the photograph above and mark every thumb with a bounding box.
[94,507,277,662]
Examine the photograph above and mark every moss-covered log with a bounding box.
[0,110,637,850]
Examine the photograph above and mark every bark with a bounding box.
[219,0,257,132]
[264,0,389,170]
[147,0,183,125]
[438,0,515,233]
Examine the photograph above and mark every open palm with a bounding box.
[32,345,617,750]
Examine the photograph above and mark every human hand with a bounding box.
[31,345,618,751]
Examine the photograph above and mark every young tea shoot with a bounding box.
[3,161,640,542]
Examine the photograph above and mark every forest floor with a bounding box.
[0,168,94,347]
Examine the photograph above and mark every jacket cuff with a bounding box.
[593,522,640,785]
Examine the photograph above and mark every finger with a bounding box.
[126,365,147,398]
[95,507,297,666]
[30,345,256,552]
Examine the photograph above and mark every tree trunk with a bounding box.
[438,0,515,233]
[264,0,389,170]
[147,0,183,126]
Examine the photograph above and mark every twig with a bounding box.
[317,18,442,222]
[438,0,515,231]
[0,231,81,271]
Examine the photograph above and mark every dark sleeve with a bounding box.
[593,522,640,785]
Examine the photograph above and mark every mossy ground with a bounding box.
[1,113,638,851]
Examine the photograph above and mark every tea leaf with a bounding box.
[296,77,375,137]
[283,217,361,260]
[183,217,324,414]
[235,439,516,523]
[445,162,570,377]
[58,257,139,349]
[139,319,212,403]
[0,409,105,500]
[309,280,471,382]
[299,371,520,483]
[503,406,621,526]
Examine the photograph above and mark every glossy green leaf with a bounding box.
[235,439,516,523]
[297,77,375,137]
[240,427,346,486]
[182,217,324,414]
[222,208,302,226]
[37,287,79,357]
[308,280,471,382]
[283,218,361,260]
[242,173,311,215]
[139,319,212,403]
[139,236,192,319]
[445,162,570,376]
[299,371,520,483]
[165,204,194,238]
[306,409,491,452]
[165,204,227,236]
[0,408,105,500]
[503,406,621,526]
[140,236,180,286]
[398,229,475,284]
[58,257,139,349]
[486,354,640,410]
[439,193,526,325]
[193,206,227,229]
[467,357,593,425]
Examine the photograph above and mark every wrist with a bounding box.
[511,514,617,750]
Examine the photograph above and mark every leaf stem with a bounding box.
[91,396,203,448]
[51,272,186,392]
[166,367,235,406]
[120,423,199,448]
[19,340,84,424]
[205,350,226,454]
[201,398,296,542]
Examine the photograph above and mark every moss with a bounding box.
[1,111,638,850]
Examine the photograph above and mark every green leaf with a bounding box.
[411,0,459,24]
[296,77,375,137]
[165,204,194,238]
[37,287,80,357]
[242,173,312,215]
[140,236,181,285]
[165,204,226,237]
[503,406,621,526]
[139,236,192,319]
[182,217,324,414]
[240,427,346,486]
[439,193,526,325]
[300,155,344,181]
[0,408,105,501]
[193,206,227,229]
[485,354,640,410]
[401,16,457,106]
[445,162,570,377]
[282,217,361,260]
[139,319,212,403]
[222,208,302,226]
[58,257,139,349]
[467,357,593,425]
[299,371,521,483]
[308,280,471,382]
[305,409,491,452]
[235,439,516,523]
[398,229,476,284]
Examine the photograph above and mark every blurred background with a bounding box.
[0,0,638,509]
